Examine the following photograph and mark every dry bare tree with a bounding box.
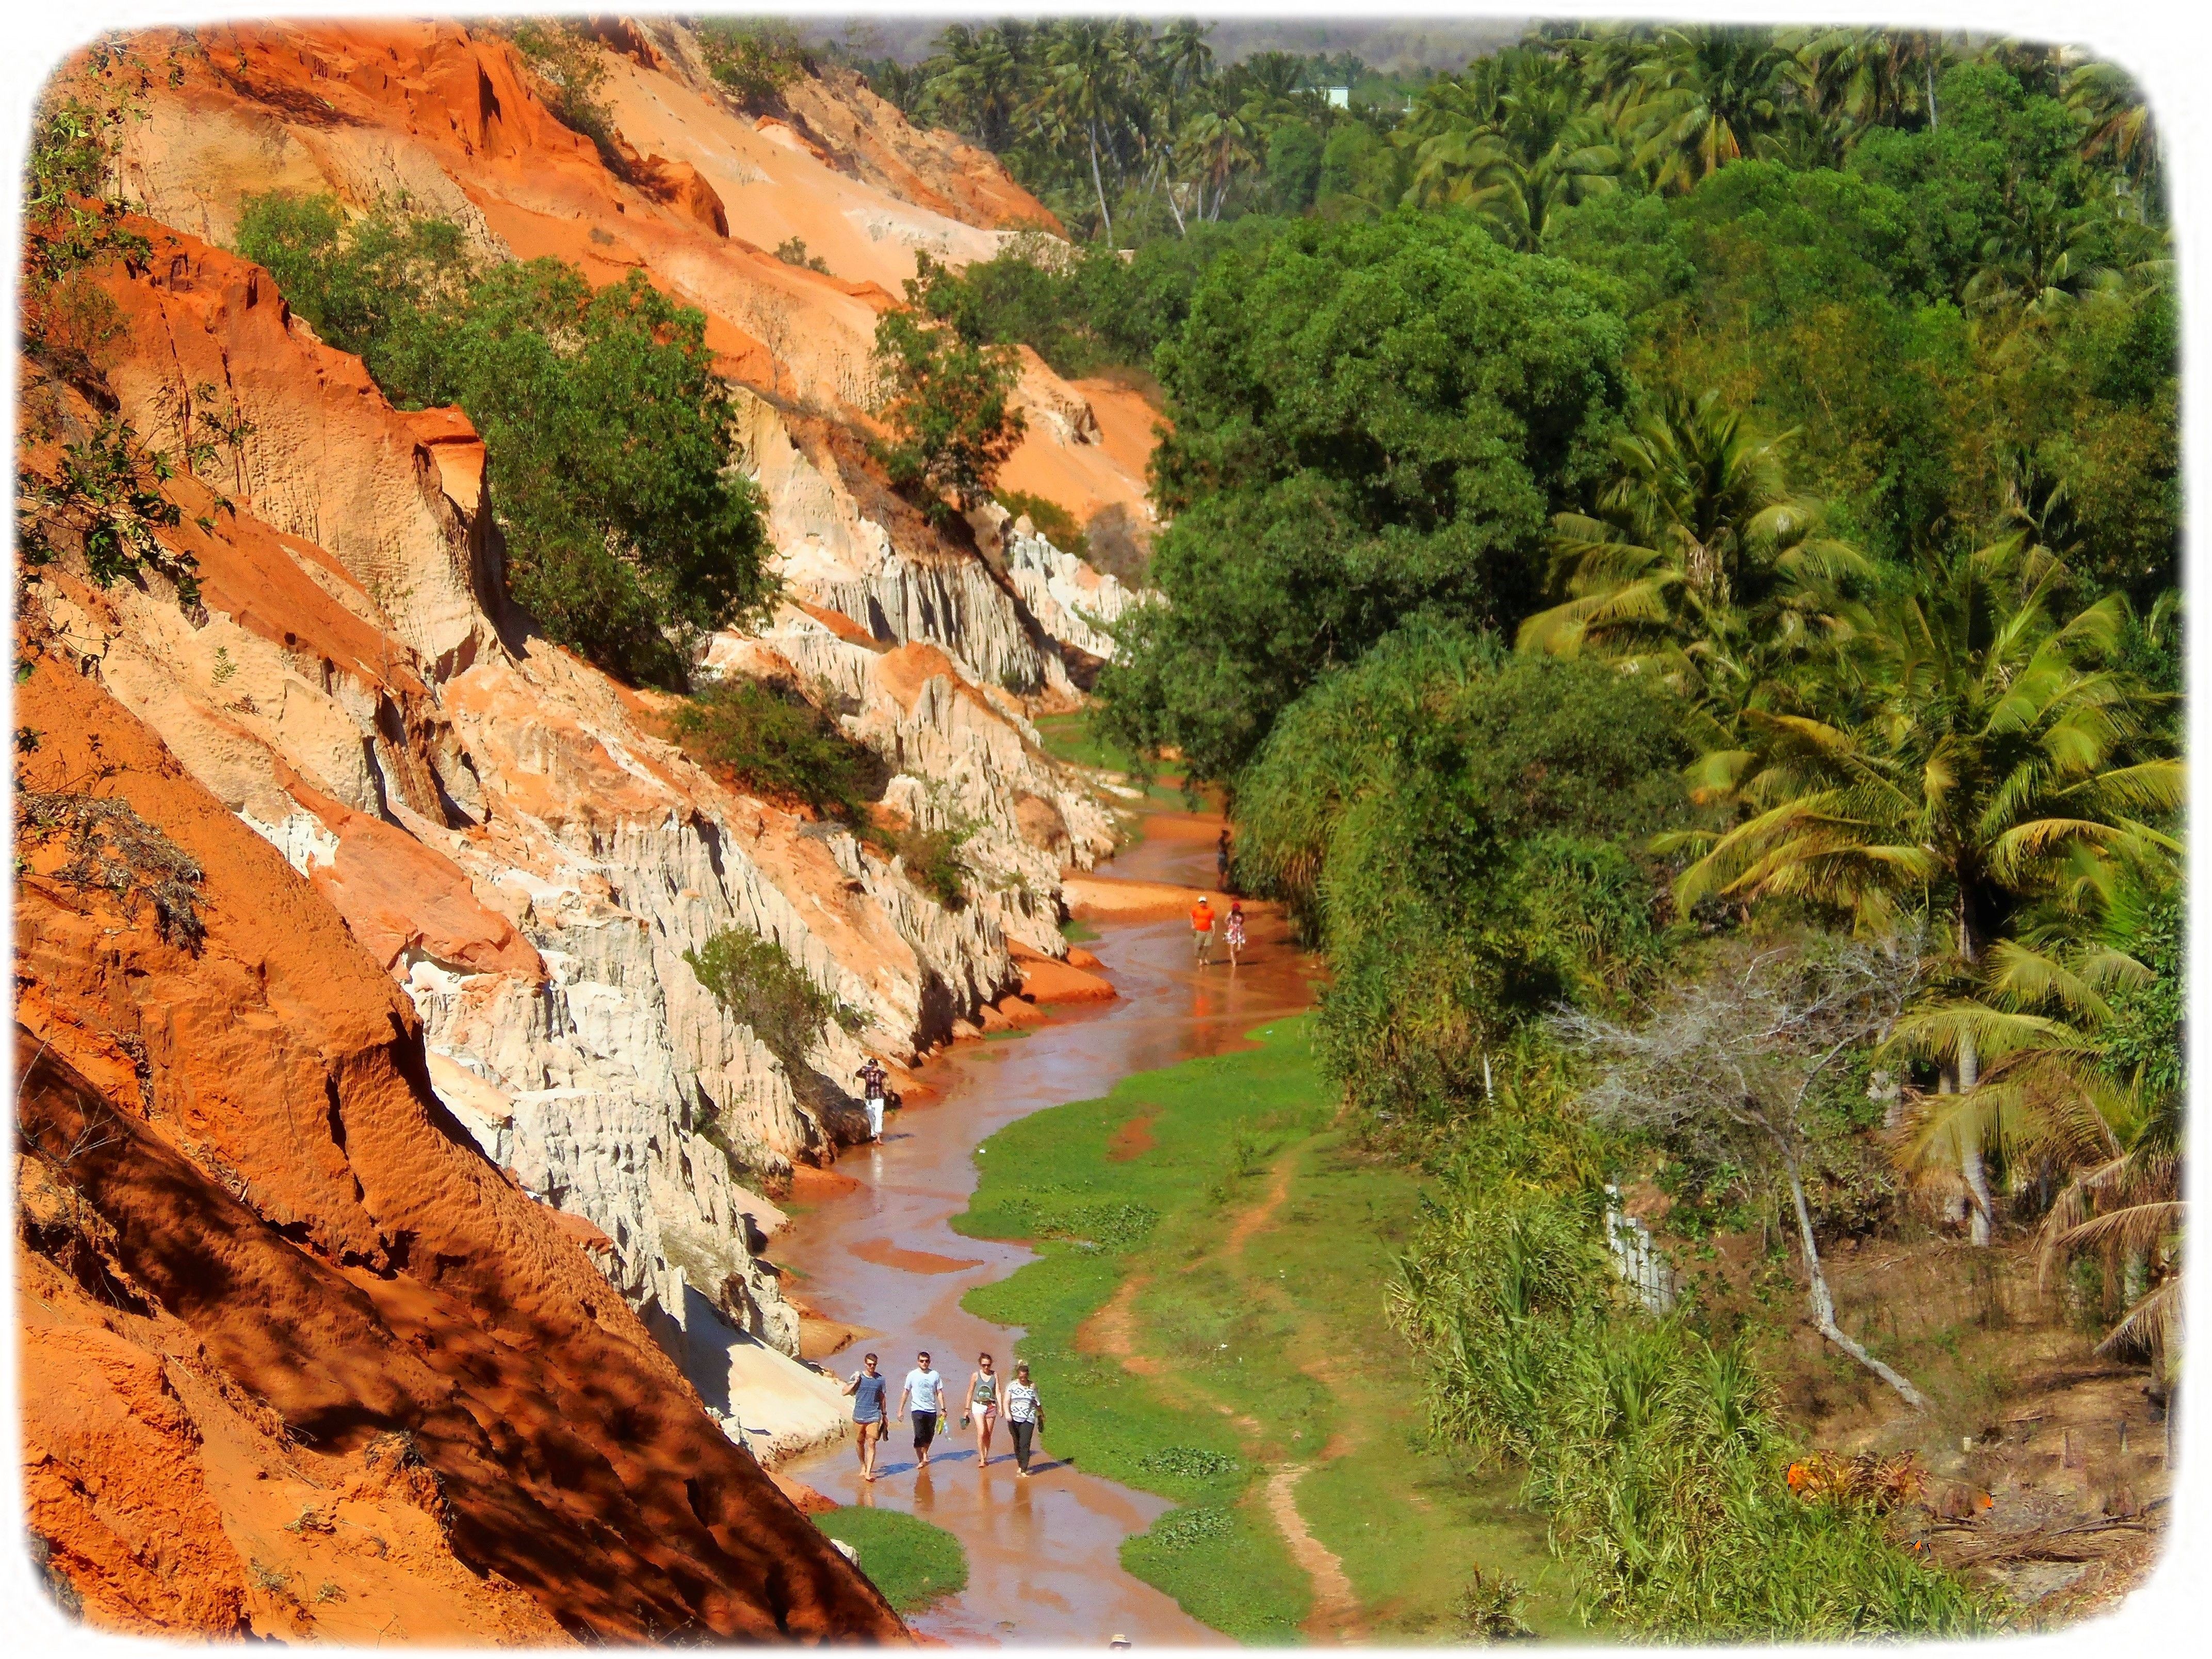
[1558,933,1932,1409]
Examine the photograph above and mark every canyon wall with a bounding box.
[19,15,1160,1640]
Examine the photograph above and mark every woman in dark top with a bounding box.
[841,1352,888,1482]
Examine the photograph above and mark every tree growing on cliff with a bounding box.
[441,261,774,687]
[869,291,1027,524]
[233,196,774,689]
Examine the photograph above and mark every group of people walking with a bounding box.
[841,1350,1047,1483]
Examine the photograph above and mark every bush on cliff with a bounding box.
[870,295,1026,524]
[671,676,880,820]
[234,194,772,689]
[686,929,859,1070]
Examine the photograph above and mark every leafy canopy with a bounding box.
[1098,212,1629,780]
[870,268,1027,521]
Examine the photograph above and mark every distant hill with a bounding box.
[799,13,1528,73]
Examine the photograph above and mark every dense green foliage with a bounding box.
[903,223,1275,381]
[1237,624,1686,1128]
[1016,21,2180,1636]
[869,301,1025,522]
[860,20,1424,245]
[234,194,771,687]
[698,19,815,108]
[1096,214,1627,779]
[684,929,856,1071]
[671,677,881,821]
[810,1508,967,1613]
[890,824,972,910]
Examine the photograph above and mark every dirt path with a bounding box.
[1222,1146,1299,1258]
[1266,1463,1368,1641]
[1077,1273,1165,1376]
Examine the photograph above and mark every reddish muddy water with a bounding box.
[780,811,1322,1645]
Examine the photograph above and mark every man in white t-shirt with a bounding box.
[898,1351,945,1468]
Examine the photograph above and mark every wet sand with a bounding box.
[779,811,1322,1645]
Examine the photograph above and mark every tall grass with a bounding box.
[1390,1162,1988,1638]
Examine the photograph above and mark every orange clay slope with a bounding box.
[14,650,905,1643]
[113,16,1153,535]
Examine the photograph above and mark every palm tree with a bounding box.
[1033,19,1138,247]
[2067,60,2162,216]
[1890,867,2180,1341]
[1402,43,1620,247]
[1962,181,2121,316]
[1518,390,1862,684]
[1623,25,1793,192]
[1674,541,2182,1240]
[925,26,1027,152]
[1180,87,1255,222]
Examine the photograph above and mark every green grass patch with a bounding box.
[954,1018,1577,1641]
[812,1507,968,1613]
[1061,915,1101,944]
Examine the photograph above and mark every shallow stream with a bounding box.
[779,811,1320,1645]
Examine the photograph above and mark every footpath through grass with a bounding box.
[811,1507,968,1614]
[954,1018,1580,1642]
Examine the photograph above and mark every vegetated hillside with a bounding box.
[1063,21,2177,1639]
[15,18,1157,1640]
[111,16,1158,554]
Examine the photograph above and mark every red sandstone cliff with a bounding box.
[15,20,1151,1638]
[15,652,904,1641]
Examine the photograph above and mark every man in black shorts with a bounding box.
[899,1351,946,1468]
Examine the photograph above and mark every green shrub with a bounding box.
[1231,622,1686,1130]
[671,677,879,820]
[870,301,1025,522]
[685,930,855,1069]
[505,20,617,156]
[699,21,811,108]
[1456,1568,1535,1640]
[773,235,829,272]
[997,490,1089,560]
[892,823,972,907]
[1391,1177,1986,1638]
[811,1507,967,1613]
[233,196,772,689]
[234,193,474,404]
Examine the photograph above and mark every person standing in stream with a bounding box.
[1216,825,1233,891]
[964,1352,1001,1467]
[855,1056,888,1145]
[1224,899,1247,968]
[899,1351,945,1469]
[1004,1361,1045,1476]
[841,1352,888,1483]
[1191,894,1215,969]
